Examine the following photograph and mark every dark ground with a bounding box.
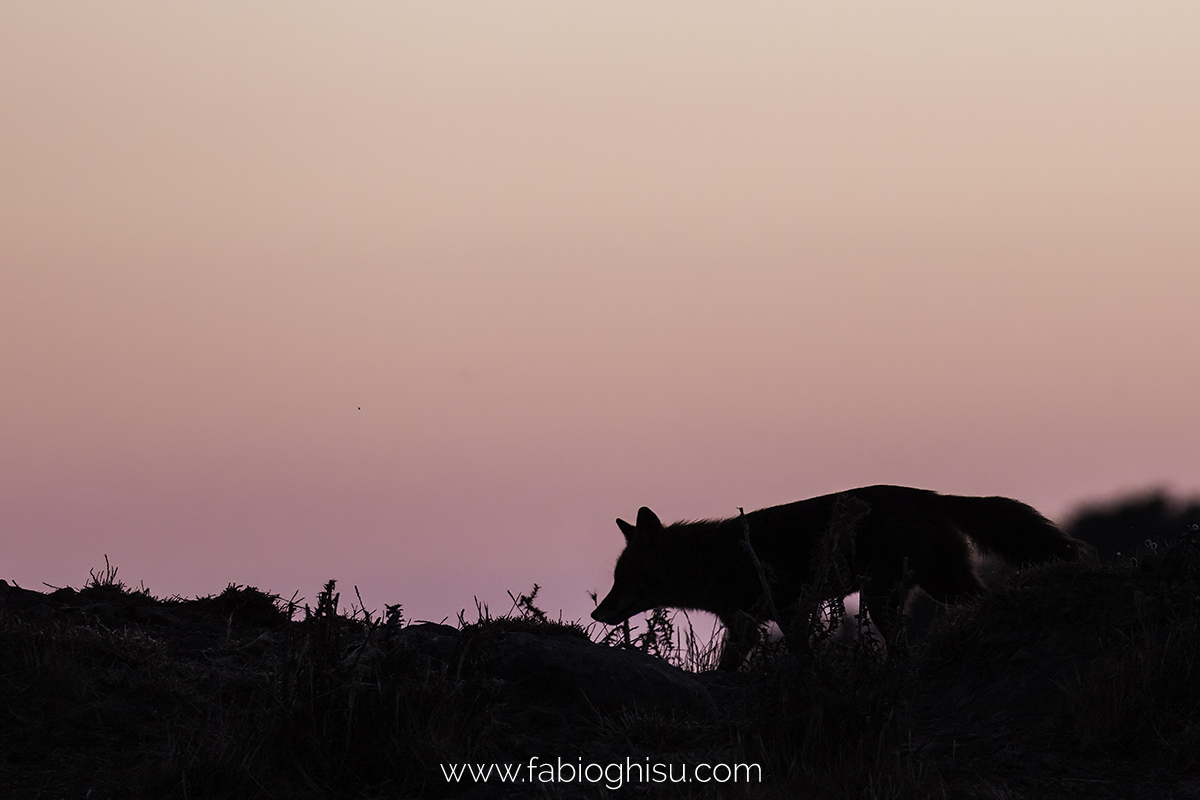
[2,502,1199,799]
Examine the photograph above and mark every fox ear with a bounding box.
[636,506,663,533]
[616,507,663,543]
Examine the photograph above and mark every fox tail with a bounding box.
[932,494,1086,564]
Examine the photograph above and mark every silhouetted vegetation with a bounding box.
[2,493,1199,798]
[1066,490,1200,565]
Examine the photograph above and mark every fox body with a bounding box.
[592,485,1085,669]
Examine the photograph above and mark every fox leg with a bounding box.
[860,582,906,648]
[858,554,922,648]
[875,522,985,639]
[911,525,986,605]
[717,612,762,671]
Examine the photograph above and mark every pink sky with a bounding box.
[3,3,1199,625]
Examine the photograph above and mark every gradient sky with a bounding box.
[3,3,1199,625]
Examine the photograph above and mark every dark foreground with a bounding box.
[2,537,1199,799]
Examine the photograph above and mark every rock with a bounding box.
[478,631,716,719]
[393,621,461,662]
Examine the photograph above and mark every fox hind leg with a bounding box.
[911,524,987,605]
[860,579,909,649]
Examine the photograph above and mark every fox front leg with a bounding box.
[717,611,763,671]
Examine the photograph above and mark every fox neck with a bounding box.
[656,519,756,617]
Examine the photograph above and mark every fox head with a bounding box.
[591,506,675,625]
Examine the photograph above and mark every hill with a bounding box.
[2,536,1198,798]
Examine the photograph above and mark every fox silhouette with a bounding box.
[592,485,1086,669]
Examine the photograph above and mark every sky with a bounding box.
[2,3,1199,625]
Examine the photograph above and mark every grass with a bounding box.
[2,528,1199,798]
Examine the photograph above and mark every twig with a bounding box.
[740,508,783,626]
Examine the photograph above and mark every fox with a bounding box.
[592,485,1087,670]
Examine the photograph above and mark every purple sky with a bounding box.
[3,3,1198,625]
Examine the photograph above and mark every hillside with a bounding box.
[2,534,1198,798]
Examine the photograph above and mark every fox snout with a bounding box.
[591,589,631,625]
[592,581,655,625]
